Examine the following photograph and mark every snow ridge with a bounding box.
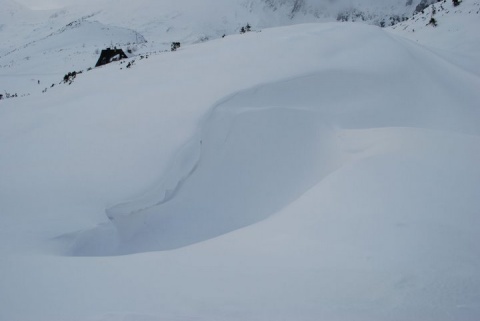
[70,18,480,255]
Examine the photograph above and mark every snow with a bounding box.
[389,0,480,77]
[1,0,429,95]
[1,1,480,320]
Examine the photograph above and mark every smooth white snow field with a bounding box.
[1,2,480,320]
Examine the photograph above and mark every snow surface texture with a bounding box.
[1,1,480,321]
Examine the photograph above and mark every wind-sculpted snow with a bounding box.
[1,19,480,320]
[73,90,342,255]
[71,41,480,255]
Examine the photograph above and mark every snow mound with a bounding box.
[70,22,480,255]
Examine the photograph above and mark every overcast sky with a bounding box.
[14,0,410,11]
[15,0,97,10]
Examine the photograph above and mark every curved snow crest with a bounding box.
[73,102,343,256]
[106,138,203,219]
[68,23,480,256]
[73,83,479,256]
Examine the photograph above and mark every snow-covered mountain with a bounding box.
[1,1,480,321]
[1,0,429,95]
[3,0,426,47]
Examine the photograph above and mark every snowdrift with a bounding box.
[1,5,480,320]
[65,21,480,256]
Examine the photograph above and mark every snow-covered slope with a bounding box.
[69,19,480,256]
[1,0,429,95]
[1,1,480,321]
[389,0,480,74]
[0,0,39,54]
[2,19,144,72]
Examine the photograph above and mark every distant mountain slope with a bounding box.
[2,0,475,97]
[389,0,480,75]
[0,0,31,54]
[2,0,424,53]
[1,20,144,72]
[0,0,27,21]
